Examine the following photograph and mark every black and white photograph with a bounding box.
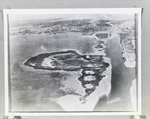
[3,9,141,115]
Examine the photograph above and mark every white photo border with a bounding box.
[3,8,142,116]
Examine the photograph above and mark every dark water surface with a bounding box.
[9,33,98,111]
[9,32,136,111]
[94,34,136,111]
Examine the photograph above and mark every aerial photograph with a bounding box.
[8,13,137,112]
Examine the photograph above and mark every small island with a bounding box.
[24,50,109,71]
[24,50,110,103]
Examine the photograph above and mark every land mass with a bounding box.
[24,50,109,71]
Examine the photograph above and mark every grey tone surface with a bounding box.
[7,14,136,112]
[0,0,150,119]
